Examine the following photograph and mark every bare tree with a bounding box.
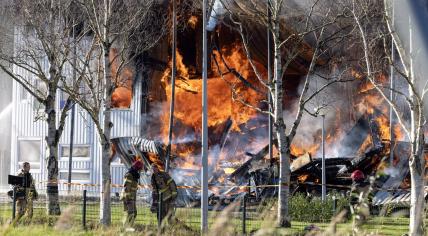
[351,0,426,235]
[218,0,353,226]
[62,0,167,225]
[0,0,86,215]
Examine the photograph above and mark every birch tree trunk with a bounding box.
[272,13,291,227]
[409,144,425,236]
[409,95,425,236]
[45,82,61,215]
[99,45,113,226]
[44,0,61,216]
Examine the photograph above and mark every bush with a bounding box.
[289,193,349,222]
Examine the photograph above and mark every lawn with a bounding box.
[0,201,419,235]
[0,217,414,235]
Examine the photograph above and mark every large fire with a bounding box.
[356,74,405,143]
[158,44,267,170]
[161,44,265,134]
[156,44,405,173]
[142,20,408,192]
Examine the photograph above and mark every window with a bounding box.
[59,171,90,182]
[60,145,90,159]
[18,139,41,169]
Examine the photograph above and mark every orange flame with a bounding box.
[298,174,309,182]
[159,44,266,169]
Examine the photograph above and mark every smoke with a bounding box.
[207,0,225,31]
[0,103,12,120]
[283,72,351,158]
[384,167,400,178]
[392,0,428,121]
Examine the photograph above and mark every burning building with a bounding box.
[5,0,423,208]
[107,1,418,208]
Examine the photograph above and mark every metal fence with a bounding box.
[0,188,415,234]
[0,189,265,234]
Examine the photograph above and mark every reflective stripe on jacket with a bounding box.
[151,172,177,204]
[122,172,139,201]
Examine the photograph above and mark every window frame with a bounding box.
[59,170,91,183]
[60,144,91,161]
[17,138,42,173]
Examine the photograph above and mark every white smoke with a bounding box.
[384,167,400,178]
[282,70,357,158]
[207,0,225,31]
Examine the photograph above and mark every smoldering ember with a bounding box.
[0,0,427,235]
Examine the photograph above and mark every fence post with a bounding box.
[82,190,87,229]
[248,179,251,195]
[242,194,247,235]
[12,187,16,220]
[332,196,337,234]
[158,193,163,229]
[332,196,338,213]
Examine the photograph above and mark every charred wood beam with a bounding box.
[209,118,233,147]
[208,118,233,185]
[337,145,384,175]
[228,140,279,183]
[368,113,382,148]
[291,157,352,177]
[337,115,371,156]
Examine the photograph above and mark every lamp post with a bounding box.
[166,0,177,172]
[201,0,209,232]
[68,20,77,194]
[315,106,327,202]
[389,2,395,167]
[321,114,326,202]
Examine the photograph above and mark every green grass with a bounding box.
[0,202,421,235]
[0,217,414,236]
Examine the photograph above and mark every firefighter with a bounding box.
[349,170,373,229]
[121,159,143,229]
[15,162,38,223]
[350,170,371,204]
[150,164,177,224]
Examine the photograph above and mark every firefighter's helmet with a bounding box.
[351,170,365,181]
[132,159,144,171]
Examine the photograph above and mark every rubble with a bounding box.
[111,112,419,208]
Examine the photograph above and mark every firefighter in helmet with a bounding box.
[350,170,371,204]
[15,162,38,223]
[121,158,143,228]
[349,169,373,228]
[150,163,177,224]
